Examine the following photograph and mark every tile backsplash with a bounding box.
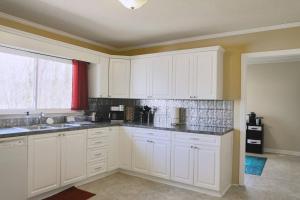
[88,98,234,128]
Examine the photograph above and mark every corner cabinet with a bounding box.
[88,56,109,98]
[109,58,131,98]
[28,130,87,198]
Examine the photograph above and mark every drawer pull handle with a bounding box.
[94,153,103,156]
[94,141,103,144]
[94,167,103,170]
[190,138,199,140]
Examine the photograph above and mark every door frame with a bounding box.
[239,48,300,185]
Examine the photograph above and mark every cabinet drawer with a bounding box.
[173,132,220,146]
[88,137,108,148]
[87,161,106,177]
[88,128,108,138]
[133,128,171,140]
[87,148,106,162]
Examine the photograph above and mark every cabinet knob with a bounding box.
[190,145,194,149]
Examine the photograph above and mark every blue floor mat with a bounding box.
[245,155,267,176]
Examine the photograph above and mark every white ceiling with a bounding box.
[0,0,300,49]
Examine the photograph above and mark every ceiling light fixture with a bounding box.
[118,0,148,10]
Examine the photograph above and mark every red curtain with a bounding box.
[72,60,89,110]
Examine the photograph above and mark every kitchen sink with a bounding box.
[24,125,55,130]
[50,123,81,128]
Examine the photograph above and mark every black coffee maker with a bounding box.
[246,112,263,126]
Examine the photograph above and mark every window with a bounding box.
[0,47,73,113]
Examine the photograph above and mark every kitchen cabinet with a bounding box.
[28,130,87,197]
[107,127,119,171]
[28,133,61,197]
[149,139,171,179]
[119,127,133,170]
[132,128,171,179]
[87,128,108,177]
[109,58,131,98]
[61,131,87,186]
[194,146,218,189]
[172,48,223,100]
[132,136,149,174]
[130,55,172,99]
[149,56,173,99]
[130,58,149,99]
[171,131,231,192]
[171,142,194,184]
[172,53,193,99]
[88,56,109,98]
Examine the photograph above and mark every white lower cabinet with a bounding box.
[193,146,219,190]
[28,130,87,197]
[171,142,194,185]
[132,128,171,179]
[27,127,232,198]
[149,139,171,179]
[132,136,149,174]
[61,131,87,186]
[107,127,119,171]
[28,133,61,197]
[119,127,132,170]
[171,142,219,189]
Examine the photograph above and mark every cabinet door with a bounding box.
[149,56,173,99]
[149,139,171,179]
[192,52,215,99]
[88,57,109,98]
[171,142,194,185]
[172,54,193,99]
[119,128,132,170]
[109,58,131,98]
[193,146,219,190]
[107,127,119,171]
[28,133,61,197]
[132,137,150,174]
[61,131,87,186]
[130,58,149,99]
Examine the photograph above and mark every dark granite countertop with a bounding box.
[0,122,233,138]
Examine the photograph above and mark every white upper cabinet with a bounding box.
[88,56,109,98]
[149,56,173,99]
[130,58,149,99]
[191,50,223,99]
[173,48,223,100]
[130,46,223,100]
[130,55,173,99]
[109,58,131,98]
[172,53,193,99]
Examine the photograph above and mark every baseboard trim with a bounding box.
[119,169,229,197]
[264,148,300,156]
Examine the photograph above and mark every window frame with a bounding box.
[0,46,75,115]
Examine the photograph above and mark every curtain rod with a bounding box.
[0,45,72,61]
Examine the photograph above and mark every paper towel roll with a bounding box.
[171,107,180,125]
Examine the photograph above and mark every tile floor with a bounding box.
[79,153,300,200]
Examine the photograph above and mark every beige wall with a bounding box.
[247,61,300,152]
[2,16,300,183]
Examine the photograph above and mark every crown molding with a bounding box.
[1,11,300,52]
[0,12,118,51]
[117,22,300,51]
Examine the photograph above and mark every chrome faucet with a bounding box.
[38,112,45,124]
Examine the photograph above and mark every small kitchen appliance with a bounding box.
[109,105,125,123]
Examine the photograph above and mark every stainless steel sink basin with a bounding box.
[24,125,55,130]
[50,123,81,128]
